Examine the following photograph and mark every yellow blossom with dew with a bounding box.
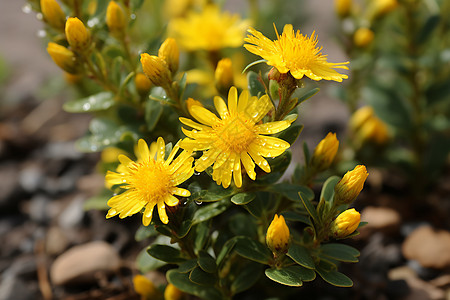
[65,17,90,52]
[331,208,361,238]
[334,165,368,205]
[164,283,184,300]
[105,138,194,225]
[40,0,66,30]
[168,5,250,51]
[266,214,290,254]
[244,24,349,82]
[354,27,374,47]
[47,42,77,74]
[133,275,160,299]
[311,132,339,171]
[106,1,127,38]
[179,87,293,188]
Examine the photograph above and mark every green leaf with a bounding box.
[216,238,237,268]
[320,176,339,205]
[265,266,304,287]
[234,236,271,264]
[316,265,353,287]
[231,192,256,205]
[167,270,222,300]
[145,100,163,131]
[319,243,360,263]
[417,15,440,44]
[247,71,265,97]
[189,267,216,286]
[192,201,229,225]
[287,244,315,269]
[189,187,234,203]
[268,183,314,202]
[276,124,304,145]
[178,259,198,273]
[194,221,210,251]
[147,244,185,264]
[231,262,262,294]
[178,72,187,100]
[299,193,319,226]
[257,151,292,184]
[229,213,258,238]
[282,211,312,225]
[243,59,267,73]
[136,247,165,272]
[63,92,115,113]
[198,250,217,273]
[303,142,311,165]
[135,225,158,242]
[298,87,320,104]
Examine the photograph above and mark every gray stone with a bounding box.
[360,206,401,236]
[28,195,50,223]
[50,241,121,286]
[45,226,69,256]
[19,162,43,193]
[58,195,86,229]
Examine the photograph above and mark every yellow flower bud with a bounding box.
[135,72,152,96]
[141,53,172,87]
[215,58,234,95]
[164,283,183,300]
[133,275,159,299]
[350,106,374,133]
[64,72,81,84]
[266,214,290,255]
[331,208,361,238]
[359,117,390,145]
[106,1,127,38]
[311,132,339,171]
[354,27,374,47]
[334,165,369,205]
[335,0,352,18]
[158,38,180,74]
[186,97,203,111]
[47,42,77,74]
[65,17,90,52]
[40,0,66,30]
[371,0,398,18]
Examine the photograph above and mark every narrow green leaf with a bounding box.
[303,142,311,165]
[167,270,222,300]
[269,184,314,202]
[298,87,320,104]
[194,221,210,251]
[281,211,311,225]
[243,59,267,73]
[145,100,163,131]
[265,266,303,287]
[198,250,217,273]
[231,262,262,294]
[287,244,315,269]
[189,267,216,286]
[247,70,265,97]
[178,259,198,273]
[316,265,353,287]
[319,244,360,263]
[234,236,271,264]
[276,124,304,145]
[147,244,185,264]
[63,92,115,113]
[216,238,237,268]
[229,213,258,238]
[192,201,228,225]
[231,192,256,205]
[299,193,319,225]
[136,247,165,272]
[320,176,339,204]
[135,225,158,242]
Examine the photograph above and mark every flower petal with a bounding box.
[214,96,229,119]
[227,86,238,116]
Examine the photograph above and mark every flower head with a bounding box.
[168,5,250,51]
[106,1,127,38]
[334,165,368,205]
[354,27,374,47]
[140,54,172,87]
[105,138,194,225]
[47,42,77,74]
[179,87,293,188]
[266,214,290,254]
[335,0,352,17]
[40,0,66,30]
[65,17,90,52]
[311,132,339,171]
[244,24,349,82]
[158,38,180,74]
[215,58,234,94]
[331,208,361,238]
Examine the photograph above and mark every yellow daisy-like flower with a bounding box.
[168,5,250,51]
[105,138,194,225]
[179,87,293,188]
[244,24,349,82]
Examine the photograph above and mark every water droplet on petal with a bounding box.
[130,14,136,20]
[194,171,201,176]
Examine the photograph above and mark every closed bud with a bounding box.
[370,0,398,19]
[158,38,180,74]
[311,132,339,171]
[141,53,172,87]
[106,1,127,38]
[40,0,66,30]
[215,58,234,95]
[64,72,81,84]
[47,42,77,74]
[331,208,361,238]
[354,27,374,47]
[335,0,352,18]
[164,283,184,300]
[334,165,369,205]
[350,106,374,132]
[266,214,290,255]
[65,17,90,52]
[133,275,160,299]
[134,72,152,96]
[359,117,390,145]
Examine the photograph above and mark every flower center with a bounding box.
[214,114,257,153]
[129,160,171,202]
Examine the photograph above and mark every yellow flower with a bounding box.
[359,117,390,145]
[244,24,349,82]
[354,27,374,47]
[266,214,290,254]
[215,58,234,95]
[334,165,368,205]
[335,0,352,17]
[135,72,152,96]
[350,106,374,132]
[105,138,194,225]
[106,1,127,38]
[140,54,172,87]
[133,275,160,299]
[65,17,90,52]
[311,132,339,171]
[179,87,293,188]
[372,0,398,17]
[168,5,250,51]
[40,0,66,30]
[47,42,77,74]
[331,208,361,238]
[158,38,180,74]
[164,283,184,300]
